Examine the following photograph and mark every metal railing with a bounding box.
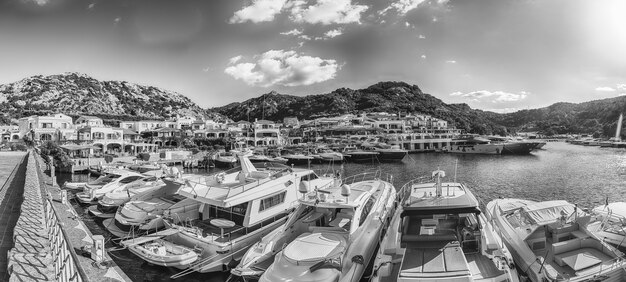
[341,170,394,186]
[396,176,431,204]
[36,155,88,282]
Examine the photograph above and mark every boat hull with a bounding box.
[501,142,536,155]
[376,150,407,162]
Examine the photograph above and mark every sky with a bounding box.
[0,0,625,113]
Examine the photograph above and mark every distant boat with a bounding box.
[213,151,237,168]
[445,136,504,154]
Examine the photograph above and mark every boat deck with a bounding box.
[466,253,506,280]
[530,233,616,280]
[191,214,287,243]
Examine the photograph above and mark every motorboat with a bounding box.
[214,151,238,168]
[315,148,345,163]
[104,193,199,238]
[371,170,518,282]
[88,173,168,219]
[122,230,200,269]
[342,147,379,163]
[63,168,125,190]
[587,202,626,249]
[282,151,315,165]
[75,169,144,204]
[233,171,396,281]
[446,136,504,154]
[486,199,626,281]
[121,156,335,278]
[488,136,538,155]
[374,144,408,162]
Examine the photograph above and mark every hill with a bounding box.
[0,72,223,125]
[212,81,508,135]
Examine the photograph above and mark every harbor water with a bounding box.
[0,152,27,187]
[55,142,626,281]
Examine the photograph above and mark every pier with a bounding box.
[0,151,131,282]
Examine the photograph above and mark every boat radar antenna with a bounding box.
[432,168,445,197]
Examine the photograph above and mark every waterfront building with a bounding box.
[119,120,164,133]
[75,116,104,128]
[253,119,282,146]
[0,125,19,143]
[18,113,76,142]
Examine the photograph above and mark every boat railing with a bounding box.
[183,166,292,199]
[340,170,394,186]
[396,176,432,204]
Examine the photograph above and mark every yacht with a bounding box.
[75,169,145,205]
[374,144,408,162]
[342,147,379,163]
[371,170,518,282]
[486,199,626,281]
[445,136,504,155]
[88,172,168,219]
[233,171,396,281]
[587,202,626,249]
[121,156,334,277]
[315,148,345,163]
[63,169,124,190]
[214,151,238,168]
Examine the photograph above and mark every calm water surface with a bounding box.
[0,152,27,187]
[56,142,626,281]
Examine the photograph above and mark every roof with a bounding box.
[77,116,101,120]
[404,182,479,211]
[256,120,275,124]
[522,200,583,225]
[60,144,101,151]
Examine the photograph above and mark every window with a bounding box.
[300,173,319,182]
[259,192,286,212]
[359,197,376,226]
[119,176,143,184]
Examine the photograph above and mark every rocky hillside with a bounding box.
[0,72,221,124]
[213,81,508,135]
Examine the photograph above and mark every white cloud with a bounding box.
[616,84,626,91]
[450,90,528,103]
[418,34,426,39]
[229,0,287,24]
[445,60,456,64]
[87,3,95,10]
[224,50,339,87]
[113,17,121,25]
[420,54,426,59]
[229,55,243,65]
[595,86,616,92]
[324,29,343,38]
[202,66,211,72]
[299,34,312,40]
[484,108,521,114]
[380,0,427,16]
[289,0,368,25]
[280,29,303,36]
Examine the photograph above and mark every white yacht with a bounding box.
[89,173,167,218]
[120,156,334,277]
[487,199,626,281]
[371,170,518,282]
[63,168,126,190]
[75,169,145,204]
[587,202,626,249]
[214,151,238,168]
[445,136,504,155]
[232,171,396,282]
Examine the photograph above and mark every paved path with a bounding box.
[4,152,54,281]
[0,153,28,281]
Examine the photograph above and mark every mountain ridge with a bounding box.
[2,73,625,137]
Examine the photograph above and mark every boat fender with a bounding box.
[216,172,226,184]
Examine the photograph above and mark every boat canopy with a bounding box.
[522,200,583,225]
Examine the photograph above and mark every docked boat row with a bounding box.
[63,156,626,281]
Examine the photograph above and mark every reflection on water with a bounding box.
[56,142,626,281]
